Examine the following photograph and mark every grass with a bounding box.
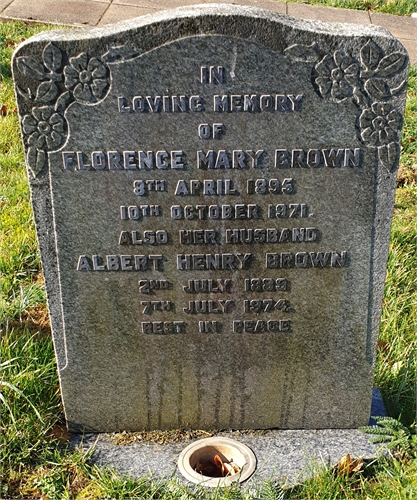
[289,0,417,16]
[1,20,416,499]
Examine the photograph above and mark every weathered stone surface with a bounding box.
[70,388,387,486]
[72,430,384,488]
[13,5,408,432]
[73,429,382,487]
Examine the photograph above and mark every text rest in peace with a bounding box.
[140,320,291,334]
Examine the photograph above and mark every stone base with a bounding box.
[70,388,386,487]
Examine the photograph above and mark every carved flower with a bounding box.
[64,52,108,103]
[22,106,65,150]
[359,102,402,146]
[315,51,359,101]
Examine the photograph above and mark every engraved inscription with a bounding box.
[141,301,172,314]
[225,228,317,243]
[63,150,186,170]
[118,95,205,113]
[175,179,238,195]
[183,300,234,314]
[138,279,170,294]
[201,66,226,84]
[266,251,348,268]
[77,254,164,271]
[199,321,221,333]
[120,205,161,219]
[177,253,252,270]
[133,179,166,195]
[179,230,218,244]
[244,278,288,292]
[246,178,294,194]
[171,204,261,220]
[197,149,264,169]
[244,299,291,313]
[142,321,185,334]
[183,279,232,293]
[233,320,291,333]
[31,41,387,341]
[267,204,309,218]
[213,94,303,112]
[275,148,361,168]
[119,230,168,245]
[198,123,225,139]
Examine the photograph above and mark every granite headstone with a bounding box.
[13,5,408,432]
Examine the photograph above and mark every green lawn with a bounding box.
[1,20,416,499]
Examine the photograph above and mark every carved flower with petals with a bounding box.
[22,106,65,150]
[315,51,359,102]
[359,102,402,146]
[64,52,108,103]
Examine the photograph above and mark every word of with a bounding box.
[198,123,225,139]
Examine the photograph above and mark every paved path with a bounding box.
[0,0,416,63]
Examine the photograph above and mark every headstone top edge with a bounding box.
[12,3,401,50]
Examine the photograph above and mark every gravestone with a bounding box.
[13,5,408,432]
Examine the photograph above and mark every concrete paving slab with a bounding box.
[371,12,417,64]
[397,38,416,65]
[112,0,158,7]
[1,0,109,26]
[101,0,287,24]
[99,4,156,25]
[0,0,14,15]
[287,3,370,24]
[370,12,417,40]
[112,0,287,15]
[208,0,287,14]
